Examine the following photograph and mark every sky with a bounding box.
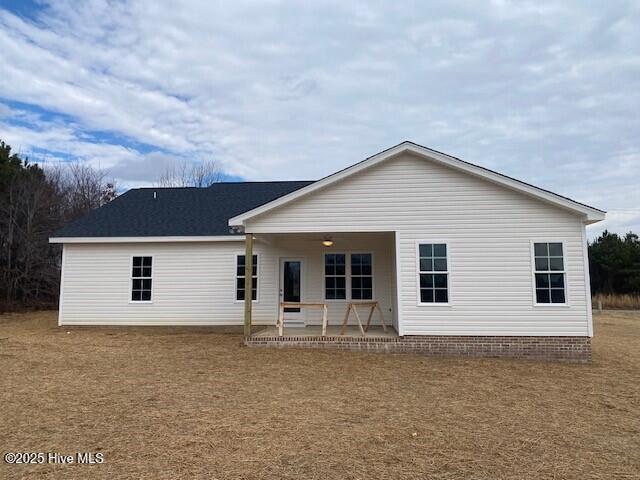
[0,1,638,239]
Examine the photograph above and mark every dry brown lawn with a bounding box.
[1,311,639,480]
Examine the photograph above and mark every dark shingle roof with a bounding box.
[53,181,314,238]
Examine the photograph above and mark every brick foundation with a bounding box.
[245,335,592,363]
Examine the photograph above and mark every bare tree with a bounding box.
[0,143,118,311]
[64,163,117,218]
[156,160,222,187]
[1,158,66,307]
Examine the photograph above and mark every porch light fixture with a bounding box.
[322,238,334,247]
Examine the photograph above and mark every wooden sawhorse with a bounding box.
[340,301,387,336]
[277,302,328,337]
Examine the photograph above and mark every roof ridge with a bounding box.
[131,180,315,191]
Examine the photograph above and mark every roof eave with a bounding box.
[49,235,245,244]
[584,212,606,225]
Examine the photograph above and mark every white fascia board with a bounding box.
[228,142,605,226]
[49,235,245,244]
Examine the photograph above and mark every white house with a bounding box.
[50,142,605,361]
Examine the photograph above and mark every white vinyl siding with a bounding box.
[60,242,264,325]
[58,233,394,327]
[244,152,591,336]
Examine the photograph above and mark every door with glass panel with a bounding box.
[279,258,304,325]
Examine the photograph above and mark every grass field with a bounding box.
[1,311,639,479]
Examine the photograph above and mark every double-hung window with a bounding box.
[324,253,346,299]
[131,256,152,302]
[418,243,449,303]
[351,253,373,300]
[236,254,258,301]
[533,242,566,304]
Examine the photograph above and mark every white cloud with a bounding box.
[0,0,638,237]
[0,103,11,118]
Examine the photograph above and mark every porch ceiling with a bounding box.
[253,231,395,246]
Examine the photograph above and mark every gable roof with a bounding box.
[51,181,313,240]
[229,141,606,226]
[51,141,605,243]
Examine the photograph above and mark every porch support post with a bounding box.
[244,233,254,336]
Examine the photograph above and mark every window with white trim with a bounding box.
[131,256,152,301]
[351,253,373,300]
[324,253,346,299]
[418,243,448,303]
[533,242,565,304]
[324,253,374,301]
[236,254,258,301]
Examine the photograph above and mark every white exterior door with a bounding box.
[279,258,304,325]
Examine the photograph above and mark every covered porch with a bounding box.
[241,231,400,339]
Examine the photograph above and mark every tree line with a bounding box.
[0,139,223,311]
[0,140,117,310]
[0,138,637,311]
[589,231,640,295]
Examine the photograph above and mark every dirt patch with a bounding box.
[1,311,639,479]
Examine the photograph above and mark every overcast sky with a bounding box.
[0,1,638,238]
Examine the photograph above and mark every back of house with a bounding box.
[50,142,605,361]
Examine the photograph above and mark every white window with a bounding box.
[418,243,449,304]
[324,253,346,300]
[131,256,152,302]
[324,253,374,301]
[350,253,373,300]
[236,254,257,301]
[533,242,566,304]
